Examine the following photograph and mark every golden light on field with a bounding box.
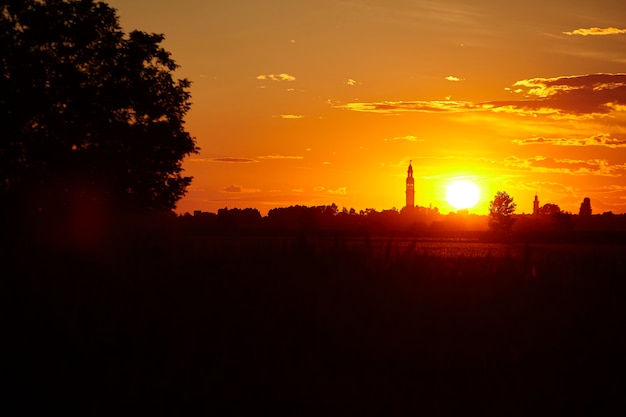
[446,180,480,211]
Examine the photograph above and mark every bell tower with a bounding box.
[406,161,414,209]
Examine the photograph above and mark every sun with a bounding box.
[446,180,480,210]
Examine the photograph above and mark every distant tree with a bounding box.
[216,207,262,230]
[267,205,317,231]
[579,197,592,216]
[1,0,198,220]
[538,203,561,215]
[488,191,516,232]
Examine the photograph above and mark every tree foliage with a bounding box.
[0,0,198,216]
[538,203,561,216]
[488,191,516,232]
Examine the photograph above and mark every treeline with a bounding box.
[181,204,449,235]
[8,203,626,250]
[179,204,626,236]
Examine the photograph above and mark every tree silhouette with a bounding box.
[579,197,592,216]
[538,203,561,215]
[488,191,516,232]
[1,0,198,219]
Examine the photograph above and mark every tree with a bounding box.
[488,191,516,232]
[538,203,561,216]
[579,197,592,216]
[1,0,198,219]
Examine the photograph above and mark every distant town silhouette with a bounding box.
[182,162,626,242]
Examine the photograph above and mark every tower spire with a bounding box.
[406,160,414,209]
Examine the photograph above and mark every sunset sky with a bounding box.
[107,0,626,215]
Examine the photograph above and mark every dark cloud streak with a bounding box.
[340,73,626,118]
[513,134,626,148]
[487,73,626,115]
[211,157,258,163]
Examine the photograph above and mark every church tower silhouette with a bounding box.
[406,161,414,209]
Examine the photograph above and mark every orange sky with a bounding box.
[107,0,626,215]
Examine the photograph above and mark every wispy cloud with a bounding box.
[257,154,304,160]
[385,135,423,142]
[191,157,257,163]
[346,79,357,86]
[277,114,304,119]
[256,73,296,81]
[339,100,476,114]
[563,27,626,36]
[328,187,347,195]
[504,156,625,176]
[222,184,260,193]
[512,133,626,148]
[445,75,461,81]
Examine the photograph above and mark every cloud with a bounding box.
[314,186,325,192]
[512,133,626,148]
[563,27,626,36]
[222,184,260,193]
[346,79,357,86]
[339,100,476,114]
[517,180,577,195]
[257,154,304,160]
[503,156,625,176]
[445,76,461,81]
[222,185,241,193]
[339,73,626,118]
[489,73,626,115]
[328,187,347,195]
[278,114,304,119]
[209,157,257,163]
[256,73,296,82]
[386,135,423,142]
[190,157,257,163]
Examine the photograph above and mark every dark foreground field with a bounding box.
[3,233,625,416]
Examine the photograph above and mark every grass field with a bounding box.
[3,233,625,415]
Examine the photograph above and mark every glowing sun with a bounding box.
[446,180,480,210]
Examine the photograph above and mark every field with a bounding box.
[3,233,625,415]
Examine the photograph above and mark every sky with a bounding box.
[106,0,626,215]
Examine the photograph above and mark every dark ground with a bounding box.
[2,231,625,416]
